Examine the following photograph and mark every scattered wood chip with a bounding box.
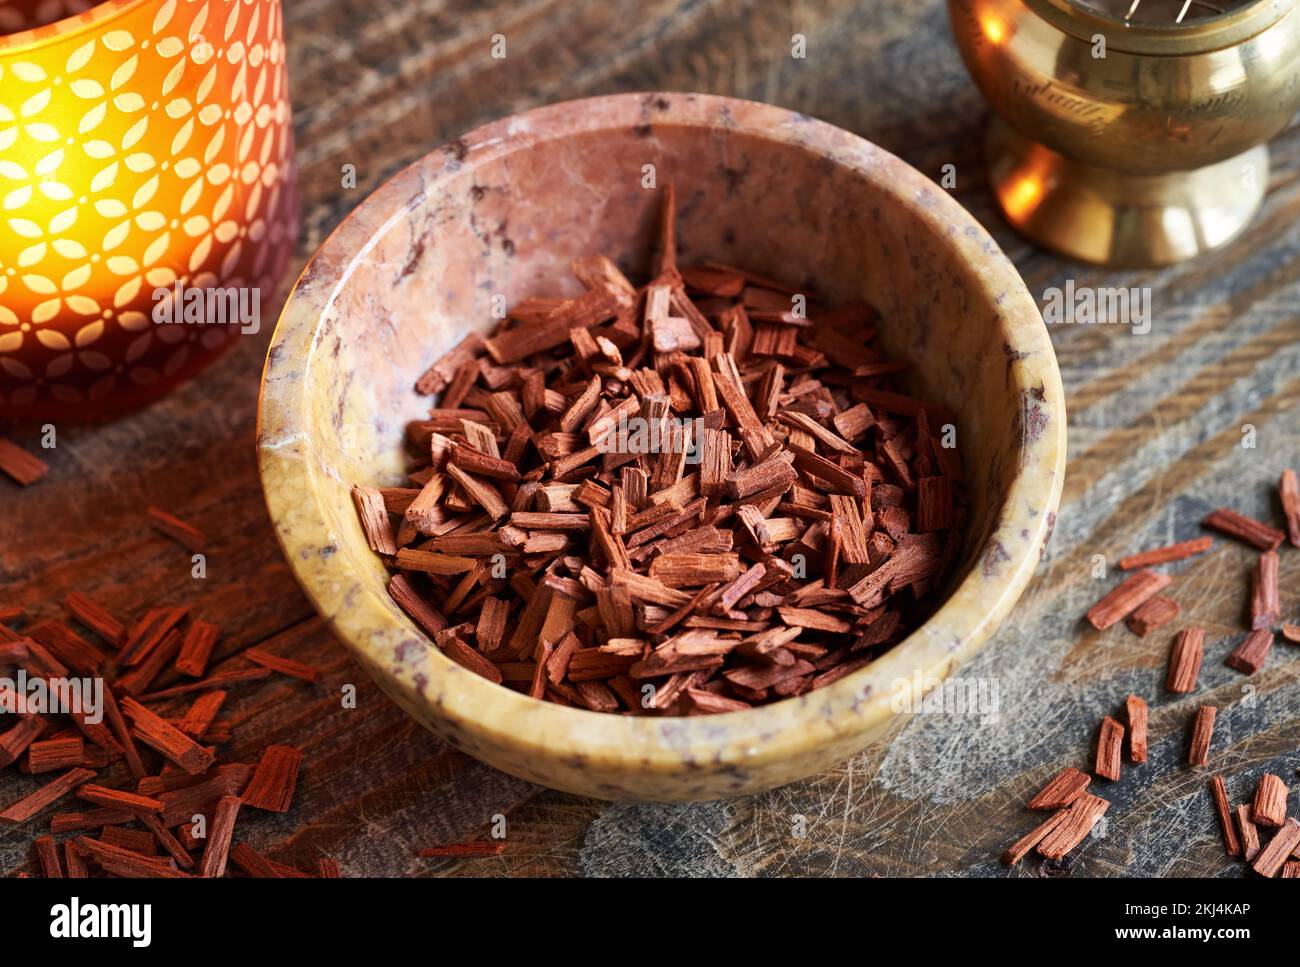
[1001,810,1070,866]
[0,437,49,486]
[76,783,163,815]
[199,795,241,878]
[175,620,219,678]
[1035,794,1110,861]
[1125,595,1179,637]
[241,745,303,813]
[1086,569,1171,631]
[63,841,87,878]
[1249,550,1280,630]
[1280,469,1300,547]
[1117,536,1213,570]
[0,716,47,768]
[1125,695,1147,764]
[1188,705,1216,767]
[1225,629,1273,676]
[25,737,86,774]
[1208,776,1241,858]
[64,592,125,647]
[118,696,214,775]
[0,768,96,824]
[227,842,311,878]
[33,835,61,877]
[101,688,146,780]
[1027,768,1090,810]
[1251,773,1288,828]
[1236,804,1261,862]
[147,506,207,552]
[1201,508,1284,551]
[1166,628,1204,693]
[76,835,184,877]
[1095,716,1124,781]
[245,647,322,683]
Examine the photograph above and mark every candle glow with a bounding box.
[0,0,297,415]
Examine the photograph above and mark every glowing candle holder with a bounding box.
[0,0,298,418]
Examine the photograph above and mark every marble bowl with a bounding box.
[257,93,1065,802]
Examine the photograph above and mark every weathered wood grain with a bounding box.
[3,0,1298,877]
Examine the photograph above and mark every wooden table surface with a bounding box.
[3,0,1299,878]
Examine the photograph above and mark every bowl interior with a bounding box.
[311,126,1021,594]
[262,93,1062,799]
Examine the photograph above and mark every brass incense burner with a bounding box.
[948,0,1300,267]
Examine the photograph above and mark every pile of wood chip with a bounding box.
[355,188,968,715]
[0,509,332,878]
[1003,471,1299,875]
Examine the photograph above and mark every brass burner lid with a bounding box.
[1026,0,1292,53]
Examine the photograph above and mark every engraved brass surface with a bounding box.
[949,0,1300,266]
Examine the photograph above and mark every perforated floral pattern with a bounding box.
[0,0,297,413]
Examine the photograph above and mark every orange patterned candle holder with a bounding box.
[0,0,298,418]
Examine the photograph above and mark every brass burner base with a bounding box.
[985,117,1269,269]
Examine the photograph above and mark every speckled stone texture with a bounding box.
[257,92,1065,801]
